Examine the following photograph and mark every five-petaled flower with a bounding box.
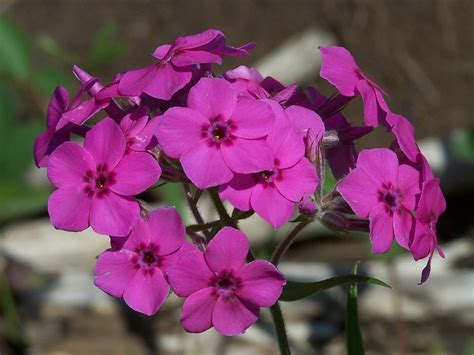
[168,227,286,336]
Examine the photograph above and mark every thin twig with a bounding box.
[271,221,309,266]
[182,184,211,239]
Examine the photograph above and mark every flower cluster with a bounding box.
[34,29,445,336]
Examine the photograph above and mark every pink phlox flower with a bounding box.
[410,178,446,284]
[220,105,318,228]
[337,148,420,253]
[47,118,161,236]
[384,112,420,162]
[94,207,188,315]
[320,46,389,127]
[118,29,254,101]
[167,227,285,336]
[156,77,275,189]
[33,81,105,167]
[119,107,160,152]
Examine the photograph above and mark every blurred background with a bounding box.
[0,0,473,354]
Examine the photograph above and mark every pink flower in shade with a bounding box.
[337,148,420,253]
[167,227,286,336]
[118,29,254,101]
[156,77,275,189]
[410,179,446,284]
[34,82,107,168]
[47,118,161,236]
[220,109,318,228]
[320,46,389,127]
[94,207,187,315]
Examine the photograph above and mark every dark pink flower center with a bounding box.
[135,243,161,271]
[203,118,236,146]
[210,270,242,299]
[83,164,116,198]
[378,183,402,214]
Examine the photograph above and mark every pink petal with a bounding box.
[205,227,249,273]
[84,118,126,169]
[356,80,379,127]
[119,110,148,137]
[337,167,379,217]
[410,221,432,260]
[110,152,161,195]
[212,296,259,336]
[130,116,160,151]
[173,29,223,51]
[285,105,325,143]
[187,78,237,120]
[357,148,399,186]
[230,98,274,139]
[221,137,273,174]
[90,193,140,236]
[167,246,214,297]
[159,242,195,275]
[62,98,106,126]
[417,179,446,223]
[320,46,360,97]
[152,44,171,59]
[181,143,233,189]
[94,249,137,298]
[48,186,91,232]
[397,164,420,210]
[236,260,285,307]
[180,287,216,333]
[156,107,208,159]
[47,142,94,188]
[369,204,394,254]
[47,86,69,128]
[386,113,419,162]
[123,268,169,316]
[219,174,256,211]
[172,50,222,66]
[147,207,185,256]
[393,208,415,249]
[275,158,318,202]
[120,217,151,251]
[251,184,295,229]
[266,119,305,169]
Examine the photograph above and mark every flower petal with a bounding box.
[90,193,140,236]
[48,186,91,232]
[84,118,126,169]
[94,249,137,298]
[212,296,259,336]
[236,260,285,307]
[147,207,185,256]
[221,137,273,174]
[251,184,294,229]
[393,208,415,249]
[266,119,305,169]
[385,113,419,162]
[356,80,379,127]
[275,158,318,202]
[110,152,161,196]
[357,148,399,186]
[172,50,222,66]
[47,86,69,128]
[123,267,169,316]
[320,46,360,96]
[181,143,233,189]
[205,227,249,273]
[219,174,256,211]
[156,107,208,159]
[167,246,214,297]
[187,78,236,120]
[369,204,394,254]
[230,98,274,139]
[397,164,420,210]
[47,142,94,188]
[180,287,216,333]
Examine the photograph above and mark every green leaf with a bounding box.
[346,263,365,355]
[88,22,125,71]
[280,275,390,302]
[0,16,31,81]
[31,67,72,95]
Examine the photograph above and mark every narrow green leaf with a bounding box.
[0,16,31,81]
[280,275,390,302]
[346,263,365,355]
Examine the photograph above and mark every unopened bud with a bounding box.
[299,197,318,216]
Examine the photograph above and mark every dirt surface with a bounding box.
[5,0,474,139]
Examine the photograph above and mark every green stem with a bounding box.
[271,221,309,266]
[183,184,210,239]
[270,302,291,355]
[208,189,236,228]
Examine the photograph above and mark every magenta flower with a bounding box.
[220,107,318,228]
[118,108,160,152]
[94,207,187,315]
[156,77,275,189]
[167,227,285,336]
[337,148,420,253]
[47,118,161,236]
[410,178,446,284]
[320,46,389,127]
[118,29,254,101]
[385,112,420,162]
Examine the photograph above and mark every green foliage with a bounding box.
[0,16,31,81]
[280,274,390,302]
[346,264,365,355]
[88,22,125,72]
